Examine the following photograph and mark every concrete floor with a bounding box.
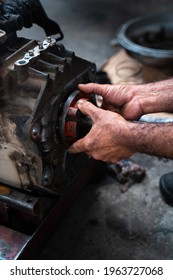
[19,0,173,259]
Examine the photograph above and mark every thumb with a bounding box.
[77,99,100,122]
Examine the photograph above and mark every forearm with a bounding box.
[134,78,173,114]
[129,121,173,158]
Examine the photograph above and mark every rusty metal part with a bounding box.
[0,36,96,195]
[0,1,99,260]
[0,224,29,260]
[0,184,55,217]
[0,159,101,260]
[59,90,94,148]
[0,0,97,202]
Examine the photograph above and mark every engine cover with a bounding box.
[0,34,96,195]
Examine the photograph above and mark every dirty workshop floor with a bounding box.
[19,0,173,260]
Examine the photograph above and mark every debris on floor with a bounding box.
[106,159,146,192]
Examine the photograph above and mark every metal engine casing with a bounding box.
[0,34,96,195]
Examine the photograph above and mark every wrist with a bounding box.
[117,119,139,155]
[134,79,173,114]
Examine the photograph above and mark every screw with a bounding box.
[38,42,43,49]
[29,50,34,56]
[47,37,52,43]
[31,123,41,141]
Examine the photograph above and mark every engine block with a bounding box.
[0,35,96,195]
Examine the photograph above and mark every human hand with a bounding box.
[68,99,135,162]
[78,83,145,120]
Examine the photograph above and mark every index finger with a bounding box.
[78,83,112,98]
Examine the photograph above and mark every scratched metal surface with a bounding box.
[0,225,30,260]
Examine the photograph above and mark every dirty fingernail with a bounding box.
[77,99,86,106]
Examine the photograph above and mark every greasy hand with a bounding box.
[78,83,144,120]
[68,100,135,162]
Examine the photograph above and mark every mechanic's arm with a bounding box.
[68,100,173,162]
[78,78,173,120]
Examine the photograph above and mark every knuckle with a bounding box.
[83,138,93,151]
[91,111,98,120]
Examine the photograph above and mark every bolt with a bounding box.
[42,166,53,187]
[47,37,52,43]
[32,127,39,136]
[24,53,30,59]
[31,123,41,141]
[29,49,34,56]
[38,42,43,49]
